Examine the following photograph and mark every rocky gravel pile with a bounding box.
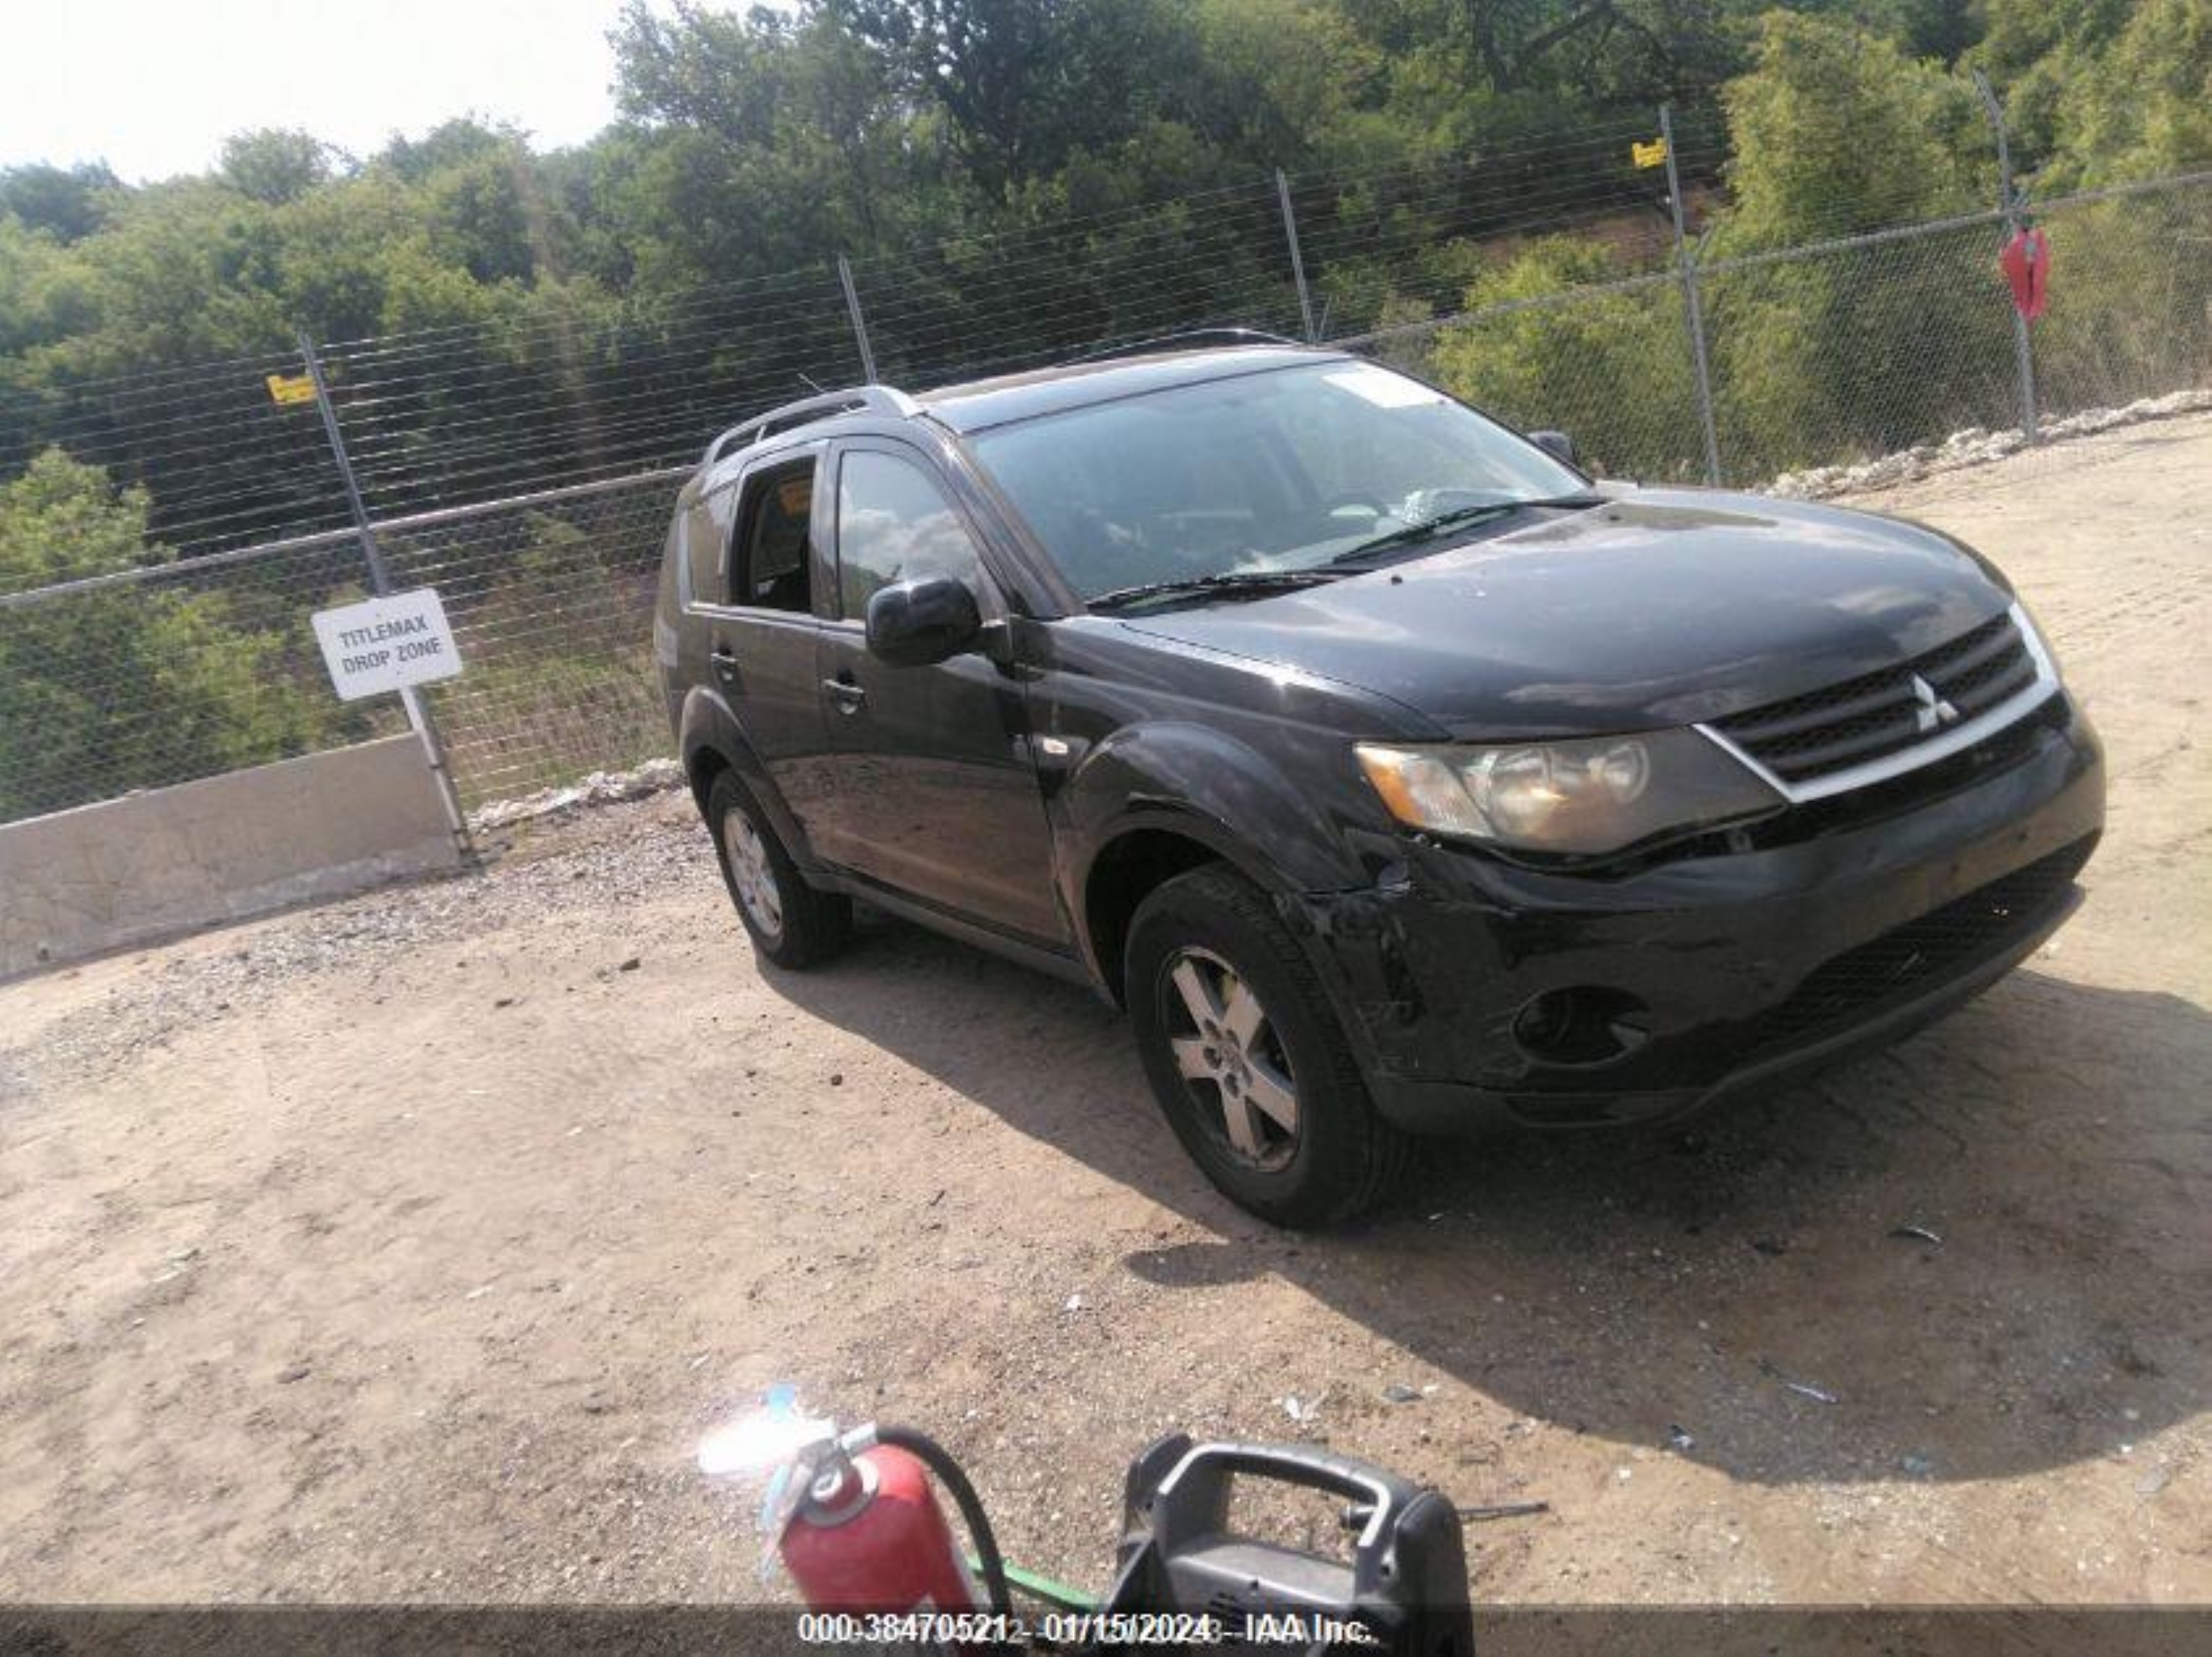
[469,758,687,832]
[1766,387,2212,500]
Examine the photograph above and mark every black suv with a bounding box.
[656,344,2101,1226]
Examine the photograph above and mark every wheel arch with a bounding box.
[1061,720,1369,997]
[685,741,732,815]
[1083,816,1247,1005]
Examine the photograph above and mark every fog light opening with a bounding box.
[1513,987,1652,1067]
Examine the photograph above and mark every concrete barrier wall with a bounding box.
[1,735,461,978]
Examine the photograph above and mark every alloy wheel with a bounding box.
[1159,946,1301,1171]
[722,805,785,939]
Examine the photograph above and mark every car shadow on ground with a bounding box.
[762,913,2210,1488]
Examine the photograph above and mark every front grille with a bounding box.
[1711,611,2043,788]
[1747,836,2091,1051]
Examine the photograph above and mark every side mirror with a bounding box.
[865,573,983,668]
[1529,429,1579,467]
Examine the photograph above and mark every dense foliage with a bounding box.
[0,451,358,817]
[4,3,2202,413]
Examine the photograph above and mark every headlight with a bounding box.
[1355,729,1785,856]
[2010,599,2063,686]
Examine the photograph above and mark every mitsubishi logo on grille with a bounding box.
[1910,673,1961,734]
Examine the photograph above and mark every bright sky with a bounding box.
[0,0,671,181]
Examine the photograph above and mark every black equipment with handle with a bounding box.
[1098,1435,1474,1655]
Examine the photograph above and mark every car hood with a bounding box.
[1112,488,2016,738]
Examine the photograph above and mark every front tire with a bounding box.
[1125,865,1407,1228]
[705,771,850,969]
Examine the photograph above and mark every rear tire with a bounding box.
[705,771,850,969]
[1125,864,1408,1228]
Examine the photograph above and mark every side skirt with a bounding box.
[810,868,1101,991]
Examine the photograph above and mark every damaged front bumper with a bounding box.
[1293,697,2105,1133]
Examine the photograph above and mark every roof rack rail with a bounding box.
[702,384,919,470]
[1060,327,1304,366]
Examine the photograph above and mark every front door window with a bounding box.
[834,449,988,620]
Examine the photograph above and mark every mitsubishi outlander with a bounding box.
[655,344,2102,1226]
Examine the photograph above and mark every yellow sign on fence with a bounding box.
[1632,137,1669,170]
[265,372,318,406]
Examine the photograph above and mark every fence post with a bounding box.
[296,332,476,864]
[1660,105,1724,486]
[837,255,880,383]
[1275,169,1319,342]
[1972,70,2039,444]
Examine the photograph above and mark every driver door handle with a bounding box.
[709,646,740,685]
[823,677,868,713]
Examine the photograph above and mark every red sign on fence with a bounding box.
[2000,226,2051,321]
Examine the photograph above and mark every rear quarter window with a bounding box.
[683,493,728,606]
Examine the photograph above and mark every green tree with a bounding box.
[380,118,516,184]
[220,128,342,205]
[1338,1,1752,129]
[1718,9,1982,250]
[609,1,942,276]
[0,450,341,819]
[1773,1,1984,64]
[1972,0,2135,174]
[1431,236,1700,480]
[0,162,120,242]
[1175,0,1373,168]
[1707,12,2010,469]
[1458,1,1705,98]
[2047,0,2212,184]
[826,0,1186,198]
[0,217,99,366]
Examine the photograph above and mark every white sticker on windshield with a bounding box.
[1323,365,1444,408]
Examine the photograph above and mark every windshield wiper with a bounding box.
[1087,569,1343,612]
[1332,493,1606,563]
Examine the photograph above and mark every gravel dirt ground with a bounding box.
[3,416,2208,1610]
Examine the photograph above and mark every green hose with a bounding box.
[966,1552,1097,1612]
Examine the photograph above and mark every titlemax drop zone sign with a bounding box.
[312,588,463,701]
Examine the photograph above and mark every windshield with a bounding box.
[966,359,1588,601]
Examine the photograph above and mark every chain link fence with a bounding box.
[4,143,2209,828]
[0,469,687,820]
[0,529,391,823]
[376,472,683,801]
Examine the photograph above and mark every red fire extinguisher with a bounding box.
[781,1432,993,1614]
[698,1404,1013,1624]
